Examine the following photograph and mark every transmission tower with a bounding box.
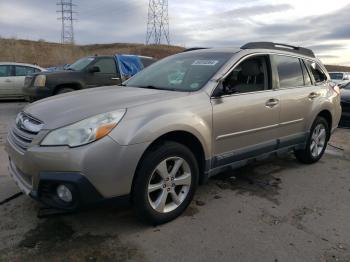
[57,0,76,44]
[146,0,170,45]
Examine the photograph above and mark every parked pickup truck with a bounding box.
[23,54,155,101]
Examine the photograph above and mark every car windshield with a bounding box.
[124,51,233,91]
[329,72,344,80]
[68,57,95,71]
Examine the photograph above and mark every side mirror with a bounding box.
[89,66,100,73]
[343,76,349,80]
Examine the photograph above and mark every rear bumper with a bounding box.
[22,86,52,101]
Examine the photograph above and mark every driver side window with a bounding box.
[222,55,270,95]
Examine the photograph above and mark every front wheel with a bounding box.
[294,116,329,164]
[132,141,199,225]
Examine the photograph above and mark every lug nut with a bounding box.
[171,177,174,181]
[163,184,166,188]
[167,188,170,192]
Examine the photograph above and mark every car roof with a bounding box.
[0,62,45,70]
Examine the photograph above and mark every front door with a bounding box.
[85,57,121,88]
[211,55,280,168]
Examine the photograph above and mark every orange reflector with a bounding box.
[95,123,117,140]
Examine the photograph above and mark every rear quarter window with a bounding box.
[304,60,328,83]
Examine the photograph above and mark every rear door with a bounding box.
[211,55,280,168]
[0,65,13,97]
[85,57,121,88]
[271,55,324,147]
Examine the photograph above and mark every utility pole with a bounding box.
[57,0,76,44]
[146,0,170,45]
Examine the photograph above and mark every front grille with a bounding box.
[8,112,43,153]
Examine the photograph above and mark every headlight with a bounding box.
[34,75,46,87]
[41,109,126,147]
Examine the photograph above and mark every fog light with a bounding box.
[56,184,73,203]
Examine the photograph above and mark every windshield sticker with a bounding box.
[192,60,218,66]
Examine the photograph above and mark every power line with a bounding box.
[57,0,77,44]
[146,0,170,45]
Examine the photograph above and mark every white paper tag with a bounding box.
[192,60,218,66]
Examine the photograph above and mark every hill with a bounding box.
[0,38,184,67]
[1,38,349,72]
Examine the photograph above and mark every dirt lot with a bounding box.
[0,101,350,262]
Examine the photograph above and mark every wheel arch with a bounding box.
[316,109,332,139]
[131,130,209,198]
[54,83,83,94]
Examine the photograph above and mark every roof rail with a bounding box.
[182,47,209,52]
[241,42,315,58]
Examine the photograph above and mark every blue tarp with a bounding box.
[115,54,143,79]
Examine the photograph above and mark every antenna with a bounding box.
[57,0,77,44]
[146,0,170,45]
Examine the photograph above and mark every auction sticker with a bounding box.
[192,60,218,66]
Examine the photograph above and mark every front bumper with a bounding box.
[6,132,150,209]
[8,159,103,209]
[22,86,52,101]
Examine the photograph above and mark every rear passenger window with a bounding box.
[274,55,304,88]
[304,61,327,84]
[15,66,37,76]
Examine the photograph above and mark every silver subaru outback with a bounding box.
[6,42,341,224]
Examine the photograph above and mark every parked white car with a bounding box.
[0,62,46,99]
[329,71,350,85]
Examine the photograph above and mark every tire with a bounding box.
[132,141,199,225]
[56,87,75,95]
[294,116,329,164]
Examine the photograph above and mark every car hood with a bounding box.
[24,86,188,130]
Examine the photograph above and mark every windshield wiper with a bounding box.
[136,85,176,91]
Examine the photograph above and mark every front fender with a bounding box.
[109,101,212,159]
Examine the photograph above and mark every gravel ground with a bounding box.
[0,101,349,262]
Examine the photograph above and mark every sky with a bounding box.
[0,0,350,65]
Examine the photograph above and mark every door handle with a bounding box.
[111,77,120,80]
[265,98,279,108]
[5,79,12,83]
[308,92,320,99]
